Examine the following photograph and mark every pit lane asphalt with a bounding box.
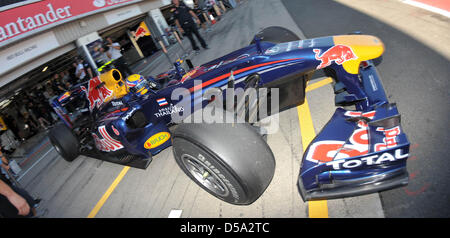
[16,0,448,218]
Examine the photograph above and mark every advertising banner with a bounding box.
[0,0,142,45]
[132,21,151,41]
[0,31,59,75]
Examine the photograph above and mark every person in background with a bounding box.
[60,70,72,86]
[63,81,72,91]
[105,37,133,77]
[194,5,208,32]
[0,147,41,218]
[172,0,209,52]
[28,102,50,131]
[97,46,111,66]
[50,74,66,95]
[74,58,94,83]
[3,114,20,141]
[74,60,87,83]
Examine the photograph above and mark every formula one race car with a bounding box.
[49,26,410,205]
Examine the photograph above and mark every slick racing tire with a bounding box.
[250,26,301,45]
[172,110,275,205]
[48,123,80,162]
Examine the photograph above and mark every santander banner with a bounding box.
[0,0,141,44]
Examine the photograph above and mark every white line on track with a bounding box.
[400,0,450,18]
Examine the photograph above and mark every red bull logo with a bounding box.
[133,22,150,41]
[81,76,113,111]
[58,91,71,102]
[313,45,358,69]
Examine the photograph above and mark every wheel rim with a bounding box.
[50,137,62,155]
[181,154,229,197]
[54,144,62,154]
[53,142,66,158]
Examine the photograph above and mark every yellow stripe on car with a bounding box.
[333,35,384,74]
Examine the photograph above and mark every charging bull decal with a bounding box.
[313,45,358,69]
[81,76,113,111]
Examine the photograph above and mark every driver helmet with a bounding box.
[126,74,149,95]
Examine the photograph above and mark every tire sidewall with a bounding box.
[173,137,248,204]
[48,123,79,162]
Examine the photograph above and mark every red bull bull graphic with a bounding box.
[313,45,358,69]
[58,91,71,102]
[81,76,113,111]
[132,21,151,41]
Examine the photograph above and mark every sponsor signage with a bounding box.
[0,30,59,75]
[132,21,151,41]
[325,148,409,170]
[103,4,142,25]
[93,125,124,152]
[0,0,40,12]
[0,0,142,45]
[144,132,170,149]
[80,76,114,111]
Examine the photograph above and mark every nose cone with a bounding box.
[333,35,385,74]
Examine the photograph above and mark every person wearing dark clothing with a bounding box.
[0,150,39,218]
[50,74,66,96]
[28,102,50,130]
[172,0,209,51]
[194,7,208,31]
[3,115,19,140]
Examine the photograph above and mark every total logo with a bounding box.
[325,148,409,170]
[144,132,171,149]
[305,110,406,170]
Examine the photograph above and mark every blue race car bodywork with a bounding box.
[51,32,410,202]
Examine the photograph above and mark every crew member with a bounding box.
[105,37,133,77]
[0,148,40,218]
[172,0,209,52]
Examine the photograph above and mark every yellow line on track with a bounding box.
[297,77,332,218]
[87,166,130,218]
[306,77,333,92]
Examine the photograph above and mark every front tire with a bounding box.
[172,118,275,205]
[48,123,79,162]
